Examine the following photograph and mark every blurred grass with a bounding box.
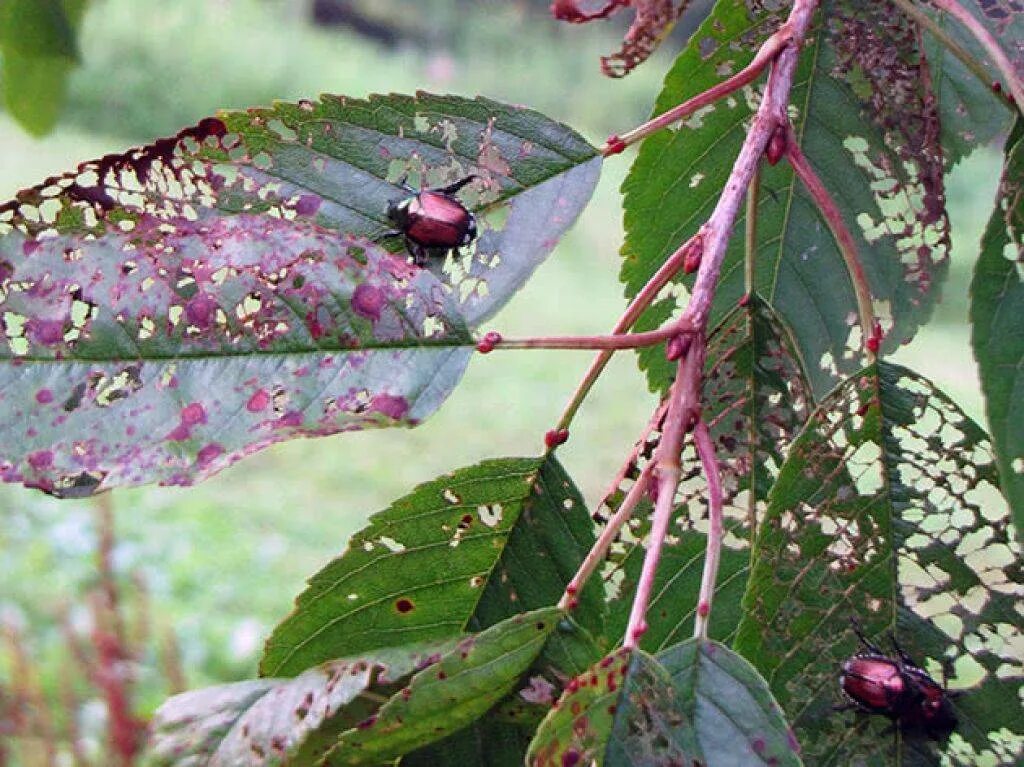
[0,0,1004,718]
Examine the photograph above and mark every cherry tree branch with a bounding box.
[620,0,820,645]
[784,128,877,356]
[692,418,724,639]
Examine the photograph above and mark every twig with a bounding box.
[784,129,876,356]
[492,322,688,351]
[600,24,795,155]
[558,463,655,610]
[920,0,1024,113]
[745,167,760,295]
[622,341,704,648]
[692,419,724,639]
[553,234,703,434]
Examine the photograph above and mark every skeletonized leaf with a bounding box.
[735,362,1023,766]
[0,215,471,495]
[622,2,950,397]
[605,296,812,648]
[261,456,603,677]
[325,607,562,765]
[145,642,452,767]
[971,119,1024,537]
[0,93,599,494]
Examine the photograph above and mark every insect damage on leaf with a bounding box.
[736,363,1023,765]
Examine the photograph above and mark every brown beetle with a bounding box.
[386,175,479,265]
[839,620,958,740]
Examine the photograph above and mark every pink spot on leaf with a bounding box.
[28,451,54,471]
[35,389,54,404]
[370,394,409,420]
[295,195,321,216]
[247,389,270,412]
[351,284,385,322]
[197,443,224,468]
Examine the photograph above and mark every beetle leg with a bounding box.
[850,618,884,655]
[437,174,479,195]
[407,239,429,267]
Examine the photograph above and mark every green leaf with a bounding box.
[622,2,950,398]
[658,639,803,767]
[399,720,533,767]
[325,607,562,765]
[261,455,602,677]
[145,642,452,767]
[605,296,812,649]
[0,0,87,136]
[971,118,1024,538]
[527,640,802,766]
[0,0,79,59]
[735,362,1023,765]
[0,93,598,494]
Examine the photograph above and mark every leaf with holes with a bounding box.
[735,362,1023,766]
[0,0,87,136]
[605,296,812,649]
[0,216,471,496]
[0,93,599,494]
[325,607,562,765]
[261,455,603,677]
[145,641,452,767]
[622,2,950,397]
[971,119,1024,538]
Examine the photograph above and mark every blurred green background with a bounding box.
[0,0,1002,758]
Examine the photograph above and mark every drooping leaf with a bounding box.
[145,641,453,767]
[622,2,950,397]
[605,296,812,649]
[0,93,599,494]
[971,118,1024,538]
[261,455,603,677]
[0,0,87,136]
[735,362,1023,766]
[0,214,471,495]
[527,641,802,766]
[325,607,562,765]
[658,639,803,767]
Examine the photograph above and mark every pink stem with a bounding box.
[494,322,689,351]
[554,234,701,432]
[558,462,655,610]
[601,24,795,155]
[692,419,724,639]
[785,131,876,355]
[925,0,1024,113]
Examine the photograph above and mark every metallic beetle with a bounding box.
[386,175,479,265]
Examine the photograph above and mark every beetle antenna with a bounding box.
[888,632,918,668]
[439,174,479,195]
